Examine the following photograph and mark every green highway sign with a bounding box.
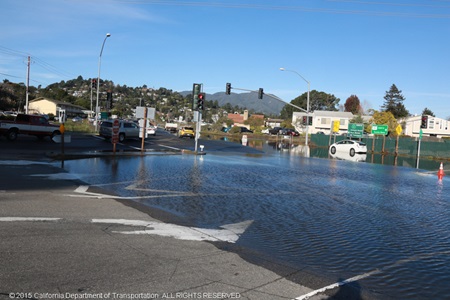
[347,123,364,138]
[371,124,388,135]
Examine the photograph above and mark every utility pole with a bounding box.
[25,56,30,114]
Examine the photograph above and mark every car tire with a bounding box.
[350,148,355,157]
[119,133,125,143]
[330,146,336,154]
[6,129,18,141]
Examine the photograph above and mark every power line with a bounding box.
[112,0,450,19]
[0,45,74,83]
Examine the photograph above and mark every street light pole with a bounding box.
[280,67,310,147]
[95,33,111,131]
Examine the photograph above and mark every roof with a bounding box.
[30,97,86,110]
[293,110,354,118]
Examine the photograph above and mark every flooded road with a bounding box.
[62,145,450,299]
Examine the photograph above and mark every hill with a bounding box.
[178,91,285,116]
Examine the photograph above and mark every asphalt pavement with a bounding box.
[0,132,333,300]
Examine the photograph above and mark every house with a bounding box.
[226,110,264,130]
[292,111,355,134]
[28,97,87,117]
[402,115,450,138]
[265,118,284,128]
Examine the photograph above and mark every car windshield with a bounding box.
[184,127,194,130]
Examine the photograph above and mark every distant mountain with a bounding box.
[178,91,285,116]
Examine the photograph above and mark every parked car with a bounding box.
[146,125,157,136]
[0,113,60,141]
[329,139,367,157]
[178,126,195,138]
[268,127,284,135]
[99,120,140,142]
[72,116,83,122]
[284,128,299,136]
[239,127,253,133]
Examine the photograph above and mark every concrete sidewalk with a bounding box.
[0,161,328,300]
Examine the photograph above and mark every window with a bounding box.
[321,118,331,125]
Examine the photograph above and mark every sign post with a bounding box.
[371,124,389,153]
[141,107,147,153]
[416,129,422,169]
[112,119,119,154]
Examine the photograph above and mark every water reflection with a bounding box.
[208,135,443,171]
[329,151,367,162]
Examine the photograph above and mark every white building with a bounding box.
[292,111,355,135]
[291,111,450,138]
[402,115,450,138]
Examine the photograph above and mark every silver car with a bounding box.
[329,139,367,157]
[99,120,140,142]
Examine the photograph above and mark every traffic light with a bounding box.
[107,91,113,109]
[226,83,231,95]
[92,79,97,89]
[192,83,201,110]
[197,93,205,110]
[258,88,264,99]
[421,115,428,129]
[308,116,313,125]
[302,116,307,125]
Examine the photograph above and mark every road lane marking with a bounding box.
[91,219,253,243]
[293,269,381,300]
[0,217,61,222]
[158,144,181,150]
[293,250,450,299]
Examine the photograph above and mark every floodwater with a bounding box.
[62,142,450,299]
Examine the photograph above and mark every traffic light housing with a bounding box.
[421,115,428,129]
[107,91,113,109]
[92,79,97,89]
[192,83,201,110]
[197,93,205,110]
[258,88,264,99]
[226,83,231,95]
[308,116,313,125]
[302,116,307,125]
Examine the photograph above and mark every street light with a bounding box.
[279,67,310,147]
[95,33,111,131]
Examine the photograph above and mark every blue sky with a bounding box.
[1,0,450,118]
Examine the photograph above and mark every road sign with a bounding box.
[112,119,119,144]
[332,120,340,133]
[348,123,364,138]
[371,124,388,135]
[112,119,119,133]
[395,124,403,136]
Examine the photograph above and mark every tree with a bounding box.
[280,90,339,119]
[344,95,361,114]
[422,107,435,117]
[367,110,400,136]
[381,84,409,118]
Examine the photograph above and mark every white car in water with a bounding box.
[329,139,367,157]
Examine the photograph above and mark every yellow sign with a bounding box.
[59,124,65,134]
[395,124,402,135]
[332,120,340,132]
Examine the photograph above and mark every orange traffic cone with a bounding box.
[438,162,445,180]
